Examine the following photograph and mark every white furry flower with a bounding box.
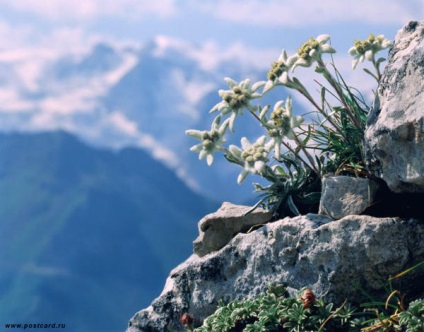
[210,78,265,131]
[292,35,336,71]
[259,96,304,159]
[348,34,392,69]
[228,136,273,184]
[186,116,229,166]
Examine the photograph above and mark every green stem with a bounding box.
[372,57,382,82]
[280,140,317,175]
[317,59,361,129]
[291,130,319,175]
[294,83,348,141]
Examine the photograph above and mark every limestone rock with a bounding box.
[193,202,272,257]
[365,21,424,192]
[319,176,380,219]
[127,211,424,331]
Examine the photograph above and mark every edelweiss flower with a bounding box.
[210,77,265,131]
[228,136,273,184]
[259,96,304,159]
[348,34,392,69]
[263,49,298,93]
[292,35,336,71]
[185,116,229,166]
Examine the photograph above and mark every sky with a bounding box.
[0,0,421,62]
[0,0,421,176]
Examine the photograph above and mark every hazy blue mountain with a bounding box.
[0,131,218,331]
[0,37,295,203]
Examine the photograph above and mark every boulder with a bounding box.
[127,210,424,331]
[365,21,424,193]
[193,202,272,257]
[319,176,380,219]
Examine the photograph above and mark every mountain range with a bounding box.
[0,131,218,331]
[0,37,288,202]
[0,37,301,330]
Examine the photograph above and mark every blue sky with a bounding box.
[0,0,421,169]
[0,0,420,113]
[0,0,421,198]
[0,0,421,56]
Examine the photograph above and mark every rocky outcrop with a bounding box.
[127,211,424,331]
[193,202,273,257]
[365,21,424,193]
[319,176,380,219]
[127,21,424,332]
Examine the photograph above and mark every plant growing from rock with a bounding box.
[187,283,424,332]
[191,286,360,331]
[360,260,424,331]
[186,34,392,215]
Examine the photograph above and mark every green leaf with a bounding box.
[320,86,326,112]
[376,57,386,66]
[362,68,378,81]
[287,195,300,216]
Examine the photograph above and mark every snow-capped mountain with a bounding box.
[0,36,282,202]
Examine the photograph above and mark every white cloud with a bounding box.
[0,21,34,49]
[0,89,34,112]
[0,0,177,21]
[169,68,215,120]
[153,35,279,71]
[136,134,180,169]
[103,111,139,138]
[23,262,68,277]
[69,111,181,169]
[104,53,139,86]
[192,0,422,27]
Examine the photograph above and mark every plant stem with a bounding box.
[280,140,317,175]
[317,60,361,129]
[291,130,319,175]
[294,83,347,141]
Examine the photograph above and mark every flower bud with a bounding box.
[301,288,315,309]
[180,313,194,327]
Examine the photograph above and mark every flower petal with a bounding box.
[320,44,336,54]
[185,129,203,140]
[263,80,275,93]
[316,34,330,43]
[190,144,202,152]
[229,144,242,160]
[254,160,266,173]
[257,135,267,146]
[240,137,251,150]
[206,154,214,166]
[224,77,237,88]
[199,150,208,160]
[291,115,304,127]
[237,170,249,184]
[251,80,266,91]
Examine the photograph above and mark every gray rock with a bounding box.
[127,210,424,331]
[193,202,273,257]
[365,21,424,193]
[319,175,380,219]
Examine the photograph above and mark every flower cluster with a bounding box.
[348,34,392,69]
[185,116,229,166]
[259,97,303,159]
[228,136,273,184]
[186,33,392,214]
[292,34,336,70]
[266,50,297,85]
[210,78,264,131]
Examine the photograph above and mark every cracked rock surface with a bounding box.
[365,21,424,192]
[127,211,424,331]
